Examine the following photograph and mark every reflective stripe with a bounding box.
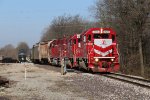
[94,49,112,56]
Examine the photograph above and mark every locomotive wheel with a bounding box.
[76,66,81,71]
[40,60,44,64]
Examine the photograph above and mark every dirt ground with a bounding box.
[0,63,150,100]
[0,63,85,100]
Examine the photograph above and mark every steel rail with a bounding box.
[110,72,150,83]
[42,64,150,89]
[102,74,150,89]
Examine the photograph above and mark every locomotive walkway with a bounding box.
[0,63,150,100]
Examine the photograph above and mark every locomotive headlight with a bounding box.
[111,58,114,62]
[95,58,99,62]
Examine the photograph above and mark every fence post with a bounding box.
[61,58,67,75]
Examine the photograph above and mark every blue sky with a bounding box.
[0,0,95,48]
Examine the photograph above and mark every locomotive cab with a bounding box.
[84,28,119,72]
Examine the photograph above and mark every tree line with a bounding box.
[0,42,30,60]
[92,0,150,78]
[40,14,94,41]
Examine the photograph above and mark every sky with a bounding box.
[0,0,95,48]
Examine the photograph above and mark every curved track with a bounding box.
[71,68,150,89]
[102,72,150,89]
[110,72,150,82]
[34,64,150,89]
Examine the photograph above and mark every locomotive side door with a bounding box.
[87,34,94,64]
[71,35,81,67]
[83,35,87,57]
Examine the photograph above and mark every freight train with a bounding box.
[18,49,26,63]
[31,28,120,72]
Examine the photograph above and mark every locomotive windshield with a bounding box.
[94,34,109,39]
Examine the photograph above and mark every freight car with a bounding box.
[32,28,120,72]
[31,43,39,63]
[31,41,50,64]
[39,41,49,64]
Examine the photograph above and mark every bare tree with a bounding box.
[41,14,90,41]
[16,42,30,55]
[0,44,17,59]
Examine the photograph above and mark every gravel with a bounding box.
[0,63,150,100]
[65,73,150,100]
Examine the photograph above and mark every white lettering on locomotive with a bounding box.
[94,49,112,56]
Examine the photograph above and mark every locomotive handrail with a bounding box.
[94,57,115,59]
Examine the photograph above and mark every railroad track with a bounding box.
[35,64,150,89]
[69,69,150,89]
[110,72,150,82]
[102,72,150,89]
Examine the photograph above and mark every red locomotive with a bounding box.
[46,37,67,65]
[31,28,120,72]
